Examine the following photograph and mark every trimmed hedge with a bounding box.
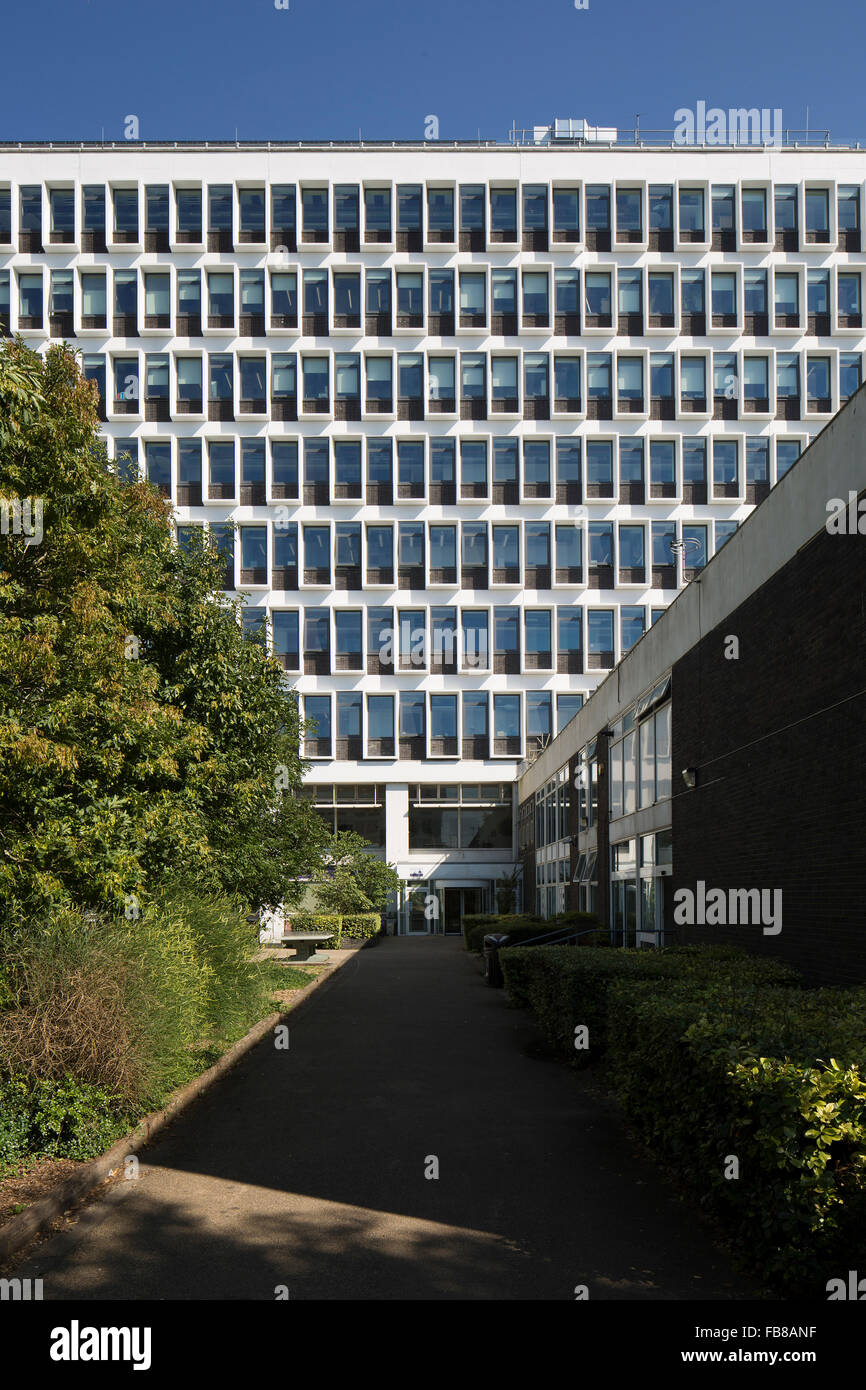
[498,941,866,1294]
[605,978,866,1293]
[284,912,343,947]
[499,942,798,1060]
[341,912,382,941]
[284,911,382,943]
[463,911,598,955]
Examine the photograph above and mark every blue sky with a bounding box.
[1,0,861,144]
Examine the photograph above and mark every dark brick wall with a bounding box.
[671,502,866,984]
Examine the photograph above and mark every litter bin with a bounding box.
[483,933,510,988]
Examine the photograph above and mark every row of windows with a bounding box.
[237,601,673,673]
[127,430,804,506]
[298,688,584,760]
[2,179,860,249]
[8,264,864,338]
[189,516,736,594]
[74,346,861,423]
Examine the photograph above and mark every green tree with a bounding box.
[313,832,402,916]
[0,340,325,935]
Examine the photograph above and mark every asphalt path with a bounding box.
[13,937,752,1301]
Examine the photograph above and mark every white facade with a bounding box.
[2,140,864,933]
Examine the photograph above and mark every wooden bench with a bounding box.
[280,932,335,962]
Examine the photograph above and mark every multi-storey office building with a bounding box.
[2,132,864,936]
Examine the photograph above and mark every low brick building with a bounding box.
[517,386,866,985]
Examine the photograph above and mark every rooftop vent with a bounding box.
[533,118,617,144]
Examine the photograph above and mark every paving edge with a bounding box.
[0,942,367,1265]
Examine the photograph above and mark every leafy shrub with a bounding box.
[285,912,343,947]
[462,914,540,952]
[340,913,381,941]
[0,1075,130,1169]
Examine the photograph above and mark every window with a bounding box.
[807,355,831,406]
[838,272,861,318]
[208,440,235,493]
[616,187,642,235]
[493,525,519,572]
[366,356,392,404]
[177,270,201,320]
[584,271,611,317]
[430,439,455,485]
[112,355,139,406]
[586,439,613,491]
[525,523,551,568]
[741,187,767,237]
[460,353,486,401]
[427,187,454,236]
[144,271,170,321]
[460,441,487,493]
[678,187,705,235]
[145,441,170,494]
[711,271,737,317]
[775,271,799,320]
[114,270,138,321]
[430,525,457,571]
[400,692,426,740]
[490,187,517,237]
[840,353,862,401]
[82,185,105,237]
[145,185,169,237]
[746,437,769,484]
[460,184,484,231]
[461,611,488,670]
[522,271,549,317]
[713,353,736,400]
[524,354,549,402]
[808,270,829,315]
[588,522,613,567]
[397,185,422,232]
[618,524,645,571]
[207,270,233,320]
[491,269,517,316]
[649,185,672,230]
[524,441,550,495]
[429,270,454,314]
[208,185,233,232]
[744,269,767,314]
[208,354,233,402]
[49,270,73,316]
[334,442,362,496]
[588,610,614,657]
[365,187,391,237]
[621,607,645,652]
[557,608,582,654]
[776,438,800,478]
[650,355,674,400]
[805,187,829,239]
[652,522,675,567]
[682,438,706,486]
[587,354,611,402]
[776,353,800,399]
[681,524,707,570]
[617,357,643,402]
[460,272,486,320]
[494,608,519,658]
[302,356,329,404]
[399,522,424,571]
[272,354,296,401]
[681,269,705,314]
[303,525,331,577]
[713,439,738,488]
[712,185,735,233]
[335,354,360,404]
[366,269,390,315]
[461,522,487,569]
[715,520,738,551]
[335,185,362,229]
[335,610,363,667]
[176,188,202,239]
[522,184,548,231]
[838,185,860,233]
[743,356,769,401]
[680,356,706,401]
[397,271,423,318]
[302,187,328,237]
[648,272,674,317]
[49,187,74,239]
[585,185,610,230]
[620,438,644,484]
[775,185,797,232]
[112,187,138,238]
[553,186,579,237]
[526,693,552,748]
[305,694,331,752]
[490,356,517,403]
[618,269,642,316]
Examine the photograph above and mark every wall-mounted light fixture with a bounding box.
[681,767,698,789]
